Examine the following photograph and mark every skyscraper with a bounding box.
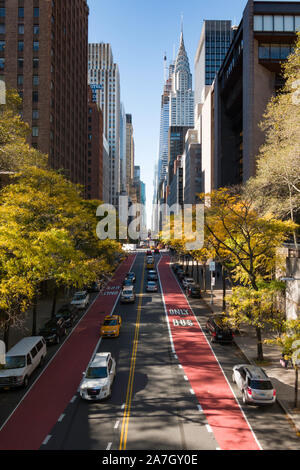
[194,20,232,106]
[126,113,134,195]
[88,43,121,206]
[169,30,194,127]
[0,0,89,188]
[119,102,127,194]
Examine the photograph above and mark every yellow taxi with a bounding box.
[146,256,155,270]
[100,315,122,338]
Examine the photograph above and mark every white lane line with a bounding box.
[42,435,51,445]
[121,403,125,410]
[190,388,195,395]
[184,375,188,381]
[70,395,77,403]
[197,404,203,413]
[178,364,183,369]
[216,447,221,450]
[58,414,65,422]
[114,420,120,429]
[106,442,112,450]
[206,424,213,433]
[157,256,176,356]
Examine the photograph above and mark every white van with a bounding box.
[0,336,47,389]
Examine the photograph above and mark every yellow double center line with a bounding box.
[119,257,145,450]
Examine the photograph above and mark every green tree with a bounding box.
[265,319,300,408]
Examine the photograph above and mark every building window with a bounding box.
[33,75,39,86]
[0,24,5,34]
[0,8,5,17]
[18,41,24,52]
[17,75,23,86]
[32,127,39,137]
[32,110,39,120]
[18,7,24,18]
[18,24,24,35]
[33,58,39,68]
[33,25,39,35]
[33,41,39,52]
[0,40,4,51]
[32,91,38,102]
[18,58,24,68]
[0,58,4,70]
[33,7,39,18]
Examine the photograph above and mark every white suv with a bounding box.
[71,291,90,309]
[79,352,116,401]
[232,364,276,405]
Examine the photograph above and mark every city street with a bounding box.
[0,252,299,450]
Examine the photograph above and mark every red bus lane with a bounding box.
[158,255,261,451]
[0,254,136,450]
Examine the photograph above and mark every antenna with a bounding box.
[181,13,184,34]
[163,52,168,82]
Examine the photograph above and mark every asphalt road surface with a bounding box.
[0,252,299,451]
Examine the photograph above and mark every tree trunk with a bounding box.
[3,322,10,350]
[294,367,299,409]
[32,297,37,336]
[203,264,207,292]
[51,286,58,318]
[256,326,264,362]
[222,266,226,310]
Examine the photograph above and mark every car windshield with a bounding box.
[148,282,156,285]
[103,319,117,326]
[249,380,273,390]
[74,294,86,301]
[3,356,26,369]
[86,366,108,379]
[123,290,132,296]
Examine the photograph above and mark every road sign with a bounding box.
[209,261,215,271]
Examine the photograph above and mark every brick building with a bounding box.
[87,85,104,201]
[0,0,89,188]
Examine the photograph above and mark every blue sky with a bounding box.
[86,0,269,228]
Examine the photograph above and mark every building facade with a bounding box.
[88,43,121,206]
[0,0,89,187]
[126,113,134,195]
[87,85,104,200]
[214,0,300,188]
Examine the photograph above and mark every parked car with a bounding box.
[87,281,101,293]
[154,248,160,254]
[79,352,116,401]
[146,281,158,292]
[172,263,182,272]
[232,364,276,406]
[206,314,234,343]
[0,337,47,389]
[55,304,78,328]
[147,270,158,281]
[176,269,185,280]
[146,250,152,256]
[182,277,196,289]
[70,291,90,309]
[100,315,122,338]
[120,286,136,303]
[39,317,68,345]
[187,285,202,298]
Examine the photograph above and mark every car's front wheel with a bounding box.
[242,391,248,404]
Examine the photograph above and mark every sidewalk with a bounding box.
[201,287,300,435]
